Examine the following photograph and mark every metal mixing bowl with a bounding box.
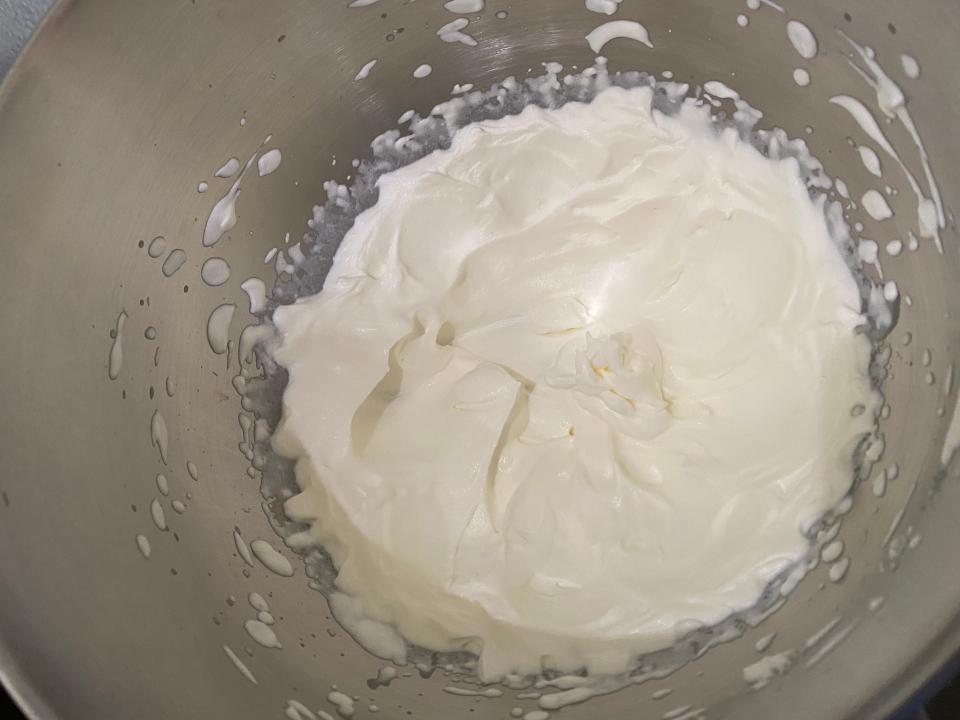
[1,1,959,718]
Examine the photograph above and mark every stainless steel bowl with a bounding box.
[1,1,959,718]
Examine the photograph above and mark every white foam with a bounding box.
[271,80,877,682]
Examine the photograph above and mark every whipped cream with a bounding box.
[270,86,877,680]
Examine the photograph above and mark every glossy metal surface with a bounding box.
[0,1,959,719]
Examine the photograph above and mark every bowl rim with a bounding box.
[0,1,957,718]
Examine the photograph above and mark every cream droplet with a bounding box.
[786,20,817,59]
[201,257,231,286]
[258,149,282,177]
[215,157,241,178]
[355,59,378,81]
[586,20,653,53]
[900,54,920,80]
[251,540,295,577]
[207,303,237,355]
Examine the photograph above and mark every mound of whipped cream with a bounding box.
[270,85,877,680]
